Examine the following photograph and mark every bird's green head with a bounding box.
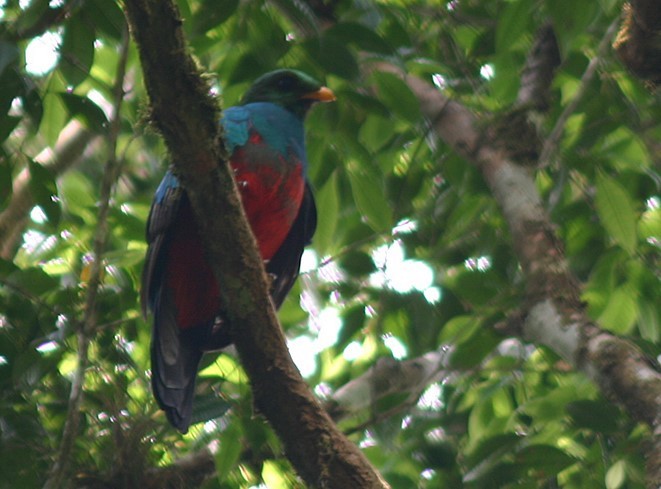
[241,69,335,118]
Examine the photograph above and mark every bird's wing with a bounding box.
[141,170,182,317]
[141,171,204,433]
[266,182,317,308]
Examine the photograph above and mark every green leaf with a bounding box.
[262,460,293,489]
[307,36,359,80]
[313,171,339,255]
[0,160,11,208]
[597,284,638,334]
[28,159,61,227]
[447,269,504,307]
[546,0,598,55]
[12,348,47,387]
[41,81,69,146]
[0,40,18,76]
[496,0,532,53]
[359,115,396,153]
[21,84,43,131]
[58,93,108,130]
[58,170,96,217]
[7,266,59,295]
[0,115,20,142]
[515,445,575,475]
[523,385,581,422]
[637,299,659,343]
[605,459,627,489]
[215,421,243,482]
[595,172,637,254]
[438,315,481,344]
[190,392,231,426]
[347,161,392,232]
[638,207,660,243]
[11,0,50,34]
[192,0,239,33]
[0,68,22,117]
[465,433,521,471]
[449,329,500,369]
[370,71,421,123]
[327,22,393,55]
[597,127,650,171]
[86,0,127,41]
[339,251,375,276]
[566,399,621,433]
[59,15,96,87]
[338,305,366,349]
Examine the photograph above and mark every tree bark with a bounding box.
[614,0,661,85]
[122,1,389,487]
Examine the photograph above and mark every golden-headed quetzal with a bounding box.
[141,70,335,433]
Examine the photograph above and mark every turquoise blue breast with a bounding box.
[222,102,306,162]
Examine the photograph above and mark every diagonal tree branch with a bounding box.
[515,23,561,111]
[122,1,388,487]
[326,348,452,424]
[373,60,661,489]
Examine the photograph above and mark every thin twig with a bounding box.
[43,27,131,489]
[538,17,621,167]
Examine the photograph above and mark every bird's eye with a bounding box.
[277,75,296,91]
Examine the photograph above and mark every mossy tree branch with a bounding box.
[122,1,388,487]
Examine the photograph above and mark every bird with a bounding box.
[141,69,335,433]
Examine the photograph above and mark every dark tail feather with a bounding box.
[150,295,202,433]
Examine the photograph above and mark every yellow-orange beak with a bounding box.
[302,86,336,102]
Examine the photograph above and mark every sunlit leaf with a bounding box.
[639,207,660,243]
[370,71,421,123]
[313,171,339,255]
[347,162,392,232]
[262,460,293,489]
[597,284,638,334]
[637,299,660,343]
[595,172,638,254]
[605,459,627,489]
[359,115,396,153]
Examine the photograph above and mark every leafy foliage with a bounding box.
[0,0,659,488]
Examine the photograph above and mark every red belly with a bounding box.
[165,158,305,329]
